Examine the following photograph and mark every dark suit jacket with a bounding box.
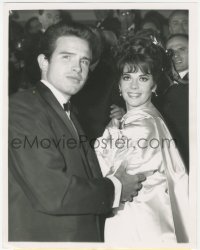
[9,81,114,242]
[161,82,189,171]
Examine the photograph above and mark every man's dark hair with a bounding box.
[39,21,94,61]
[38,9,61,16]
[38,10,44,15]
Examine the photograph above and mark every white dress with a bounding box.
[95,104,189,244]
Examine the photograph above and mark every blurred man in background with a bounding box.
[38,9,61,32]
[161,34,189,171]
[168,10,188,35]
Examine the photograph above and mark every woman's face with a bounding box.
[119,64,156,111]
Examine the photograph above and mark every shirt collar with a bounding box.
[41,79,69,109]
[179,69,188,79]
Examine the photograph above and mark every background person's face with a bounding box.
[167,37,188,72]
[169,12,188,34]
[142,22,159,33]
[29,19,42,34]
[39,10,61,30]
[119,65,155,111]
[42,36,91,99]
[118,10,135,31]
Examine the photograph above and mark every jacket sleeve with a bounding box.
[9,97,114,216]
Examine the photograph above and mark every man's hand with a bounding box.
[114,161,146,203]
[110,104,125,128]
[110,104,125,120]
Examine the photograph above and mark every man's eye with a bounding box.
[178,47,186,52]
[63,55,71,60]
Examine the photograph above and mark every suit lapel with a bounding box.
[182,72,189,81]
[36,81,100,178]
[71,112,103,178]
[36,82,79,141]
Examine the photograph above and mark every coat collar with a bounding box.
[35,81,79,141]
[35,81,101,178]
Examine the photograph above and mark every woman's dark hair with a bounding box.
[39,21,95,61]
[114,29,167,85]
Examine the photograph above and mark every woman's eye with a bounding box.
[139,77,148,82]
[122,75,131,81]
[81,59,90,66]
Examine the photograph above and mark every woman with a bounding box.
[95,36,189,244]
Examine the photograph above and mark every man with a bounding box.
[166,34,188,80]
[161,34,189,171]
[168,10,188,35]
[116,10,141,35]
[9,22,145,242]
[25,17,42,35]
[94,10,120,37]
[38,9,61,32]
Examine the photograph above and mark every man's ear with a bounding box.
[37,54,49,72]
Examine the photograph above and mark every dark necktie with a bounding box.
[63,102,71,112]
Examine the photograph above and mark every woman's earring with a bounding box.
[152,90,158,97]
[119,88,122,96]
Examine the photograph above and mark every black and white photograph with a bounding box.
[2,1,198,249]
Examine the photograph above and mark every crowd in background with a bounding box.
[8,9,189,171]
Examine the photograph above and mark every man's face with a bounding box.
[41,36,92,99]
[29,19,42,34]
[142,22,160,33]
[39,10,61,31]
[166,36,188,72]
[118,10,135,31]
[169,12,188,35]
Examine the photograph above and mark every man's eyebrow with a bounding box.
[59,51,75,55]
[59,52,91,61]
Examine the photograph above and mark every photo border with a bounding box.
[2,1,198,249]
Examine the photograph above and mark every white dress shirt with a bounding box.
[41,79,121,207]
[179,69,188,80]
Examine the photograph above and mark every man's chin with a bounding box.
[176,66,185,72]
[67,88,84,96]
